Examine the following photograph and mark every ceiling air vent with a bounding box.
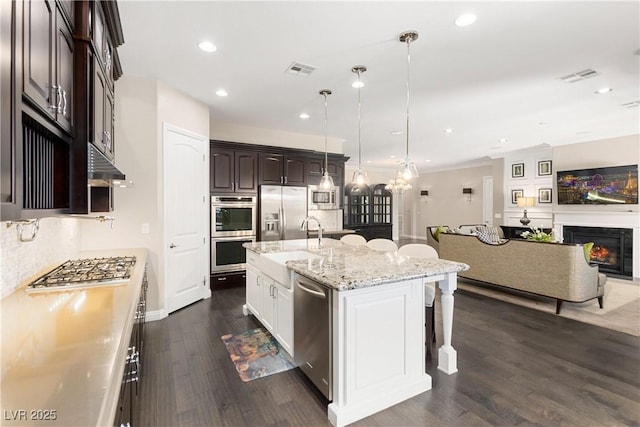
[621,100,640,108]
[559,69,600,83]
[285,61,316,77]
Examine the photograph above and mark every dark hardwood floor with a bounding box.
[135,284,640,427]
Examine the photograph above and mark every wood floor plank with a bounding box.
[135,283,640,427]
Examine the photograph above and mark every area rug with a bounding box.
[457,277,640,337]
[221,328,295,382]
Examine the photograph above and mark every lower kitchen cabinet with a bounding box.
[244,253,294,355]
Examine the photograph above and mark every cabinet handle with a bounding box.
[284,176,287,184]
[62,89,67,116]
[217,276,227,281]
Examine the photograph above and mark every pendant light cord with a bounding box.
[323,92,329,174]
[405,36,411,160]
[357,71,362,171]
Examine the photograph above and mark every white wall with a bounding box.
[210,121,343,154]
[80,75,210,315]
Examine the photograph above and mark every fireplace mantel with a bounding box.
[553,210,640,279]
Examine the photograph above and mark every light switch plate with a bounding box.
[141,223,150,234]
[494,213,502,219]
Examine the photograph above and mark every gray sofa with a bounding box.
[439,233,607,314]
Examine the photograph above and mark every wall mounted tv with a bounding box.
[557,164,638,205]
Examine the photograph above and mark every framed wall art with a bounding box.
[538,188,552,203]
[511,189,524,204]
[538,160,552,176]
[512,163,524,178]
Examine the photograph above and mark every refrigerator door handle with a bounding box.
[279,205,285,240]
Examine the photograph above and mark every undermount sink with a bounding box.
[260,251,322,287]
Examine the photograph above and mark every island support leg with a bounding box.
[437,273,458,375]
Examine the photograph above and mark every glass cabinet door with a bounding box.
[372,184,392,224]
[345,183,370,226]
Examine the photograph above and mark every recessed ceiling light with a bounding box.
[595,87,612,94]
[455,13,477,27]
[444,128,453,133]
[215,89,228,97]
[352,80,365,89]
[498,138,508,143]
[198,41,217,53]
[366,160,372,164]
[299,113,310,119]
[538,122,547,126]
[390,131,403,135]
[425,159,431,163]
[390,155,396,159]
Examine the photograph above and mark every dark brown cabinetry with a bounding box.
[0,0,124,220]
[210,144,258,194]
[258,153,307,186]
[22,0,73,133]
[344,183,392,240]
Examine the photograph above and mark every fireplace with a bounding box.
[563,226,633,278]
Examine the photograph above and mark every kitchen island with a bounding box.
[243,239,468,427]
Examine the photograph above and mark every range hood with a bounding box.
[88,143,126,186]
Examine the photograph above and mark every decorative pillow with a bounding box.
[476,226,501,244]
[583,242,594,263]
[433,226,449,242]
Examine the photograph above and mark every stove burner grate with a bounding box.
[27,256,137,293]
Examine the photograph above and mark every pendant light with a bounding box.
[351,65,368,186]
[399,30,419,180]
[319,89,335,190]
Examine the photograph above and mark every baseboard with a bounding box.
[146,308,168,322]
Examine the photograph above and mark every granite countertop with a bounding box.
[1,248,148,427]
[244,239,469,291]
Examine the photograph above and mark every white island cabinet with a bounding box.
[243,239,468,427]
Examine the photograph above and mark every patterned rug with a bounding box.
[221,328,295,382]
[458,277,640,337]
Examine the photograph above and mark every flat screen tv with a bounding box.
[557,164,638,205]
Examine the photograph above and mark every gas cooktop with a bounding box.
[26,256,137,293]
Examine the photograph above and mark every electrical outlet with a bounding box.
[494,213,502,219]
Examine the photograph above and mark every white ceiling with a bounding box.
[117,1,640,172]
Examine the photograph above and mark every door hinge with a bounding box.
[203,277,207,286]
[203,154,205,162]
[203,237,206,244]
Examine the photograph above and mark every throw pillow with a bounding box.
[583,242,594,263]
[476,227,501,244]
[433,226,449,242]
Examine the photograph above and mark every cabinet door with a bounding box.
[210,147,234,193]
[235,151,258,193]
[55,7,73,132]
[275,285,293,355]
[284,156,306,186]
[104,88,115,159]
[23,0,55,119]
[259,153,284,185]
[92,60,106,153]
[260,277,276,333]
[246,266,262,318]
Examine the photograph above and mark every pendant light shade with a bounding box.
[319,89,335,190]
[351,65,368,186]
[400,30,419,180]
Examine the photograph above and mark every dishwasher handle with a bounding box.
[296,278,327,299]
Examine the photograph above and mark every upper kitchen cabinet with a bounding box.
[258,153,307,186]
[210,142,258,194]
[22,0,74,134]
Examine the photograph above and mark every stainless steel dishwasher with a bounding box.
[294,274,332,400]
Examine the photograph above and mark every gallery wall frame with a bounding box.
[538,188,552,203]
[511,189,524,204]
[512,163,525,178]
[538,160,552,176]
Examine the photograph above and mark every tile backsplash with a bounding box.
[1,217,80,298]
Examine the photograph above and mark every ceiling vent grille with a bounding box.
[559,69,600,83]
[621,100,640,108]
[285,62,316,77]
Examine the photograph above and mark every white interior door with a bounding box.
[483,176,494,226]
[164,123,209,314]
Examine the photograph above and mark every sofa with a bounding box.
[439,232,607,314]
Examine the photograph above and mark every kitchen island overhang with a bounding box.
[243,239,468,427]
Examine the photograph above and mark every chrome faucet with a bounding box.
[300,216,323,247]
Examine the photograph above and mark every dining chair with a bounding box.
[398,243,438,358]
[366,238,398,252]
[340,234,367,246]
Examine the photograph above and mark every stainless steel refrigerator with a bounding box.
[259,185,308,241]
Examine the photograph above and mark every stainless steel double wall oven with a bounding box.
[210,196,256,273]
